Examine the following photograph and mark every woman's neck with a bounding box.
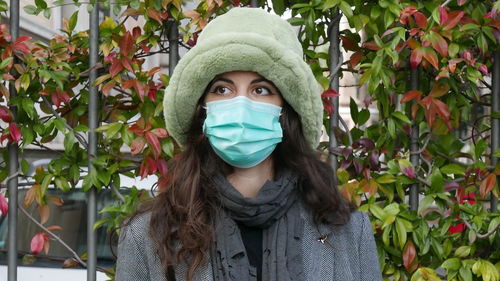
[227,157,274,198]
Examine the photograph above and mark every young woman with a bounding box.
[116,7,382,281]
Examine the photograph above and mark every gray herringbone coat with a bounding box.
[116,206,383,281]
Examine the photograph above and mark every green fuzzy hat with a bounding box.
[164,7,323,147]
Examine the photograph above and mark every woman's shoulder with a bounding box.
[120,211,153,242]
[327,210,372,239]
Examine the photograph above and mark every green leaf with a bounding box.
[460,266,473,281]
[322,0,341,10]
[69,11,78,32]
[429,167,444,193]
[23,5,39,15]
[350,98,359,124]
[392,111,412,124]
[0,57,13,69]
[271,0,286,15]
[395,218,407,248]
[455,246,471,258]
[21,159,30,175]
[418,195,434,213]
[442,258,461,271]
[35,0,48,9]
[448,43,459,57]
[441,163,466,175]
[339,1,353,18]
[370,204,386,221]
[64,132,76,152]
[20,126,34,148]
[493,148,500,158]
[358,109,370,126]
[22,98,36,119]
[387,118,396,139]
[55,176,70,192]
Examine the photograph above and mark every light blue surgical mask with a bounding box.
[202,96,283,168]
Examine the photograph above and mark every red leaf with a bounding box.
[422,48,439,69]
[403,240,417,273]
[363,41,380,51]
[340,35,360,52]
[9,122,21,143]
[147,8,163,24]
[401,90,422,103]
[145,131,161,159]
[39,204,50,225]
[132,26,141,40]
[413,12,427,29]
[448,222,466,234]
[12,36,31,54]
[157,159,168,176]
[443,11,465,30]
[133,80,147,102]
[30,233,49,255]
[439,6,448,25]
[410,48,423,69]
[479,173,497,198]
[322,88,339,98]
[0,194,8,217]
[119,32,133,56]
[150,128,168,138]
[0,106,12,122]
[121,56,134,73]
[109,61,124,77]
[323,100,334,115]
[130,136,146,155]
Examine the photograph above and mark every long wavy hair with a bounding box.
[130,95,356,280]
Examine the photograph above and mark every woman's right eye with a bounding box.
[212,86,232,95]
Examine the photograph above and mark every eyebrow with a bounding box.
[210,77,274,86]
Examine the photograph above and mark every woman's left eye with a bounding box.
[253,87,272,95]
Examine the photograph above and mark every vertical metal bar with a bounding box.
[409,68,419,211]
[87,3,99,281]
[168,20,179,75]
[250,0,259,7]
[328,12,341,186]
[7,1,20,281]
[491,52,500,212]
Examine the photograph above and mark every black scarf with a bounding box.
[210,170,304,281]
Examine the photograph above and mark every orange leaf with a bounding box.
[479,173,497,198]
[432,98,450,120]
[429,82,450,98]
[429,32,448,57]
[39,204,50,225]
[401,90,422,103]
[148,66,161,77]
[422,48,439,69]
[101,81,116,96]
[150,128,168,138]
[349,52,363,68]
[147,8,163,24]
[24,185,37,208]
[46,225,62,231]
[47,196,64,206]
[130,136,146,155]
[406,38,420,50]
[109,61,124,77]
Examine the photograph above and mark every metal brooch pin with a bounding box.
[318,234,328,244]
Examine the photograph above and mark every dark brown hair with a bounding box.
[131,99,356,280]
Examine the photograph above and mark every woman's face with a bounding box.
[204,71,283,106]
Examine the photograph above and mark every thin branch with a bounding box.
[436,151,468,166]
[479,79,492,90]
[0,170,21,189]
[41,96,89,149]
[110,182,126,203]
[338,115,353,145]
[458,90,491,107]
[410,134,431,155]
[416,176,431,187]
[441,0,453,7]
[462,217,500,239]
[18,205,87,267]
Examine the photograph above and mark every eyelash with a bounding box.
[210,85,273,96]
